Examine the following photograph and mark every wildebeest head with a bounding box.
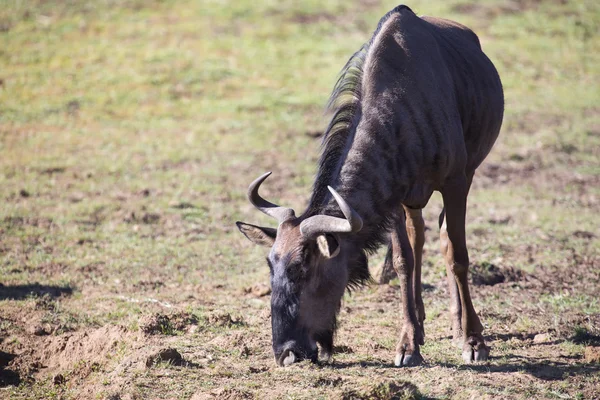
[236,172,362,366]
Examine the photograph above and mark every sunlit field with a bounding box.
[1,0,599,398]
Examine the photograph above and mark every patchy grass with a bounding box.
[1,0,599,399]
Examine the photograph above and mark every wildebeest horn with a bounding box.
[247,172,295,223]
[300,186,363,239]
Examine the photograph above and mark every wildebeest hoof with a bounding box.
[462,337,490,363]
[394,349,423,367]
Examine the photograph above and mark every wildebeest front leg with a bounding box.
[441,175,489,363]
[403,206,425,344]
[391,213,424,367]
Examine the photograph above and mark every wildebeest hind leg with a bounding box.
[441,174,489,363]
[391,212,424,367]
[439,207,463,343]
[378,245,396,284]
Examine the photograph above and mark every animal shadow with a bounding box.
[440,355,600,381]
[329,349,599,382]
[0,351,20,387]
[0,283,73,300]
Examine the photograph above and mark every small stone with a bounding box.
[28,324,50,336]
[533,333,550,344]
[169,201,195,209]
[574,230,596,239]
[248,365,268,373]
[145,348,184,368]
[245,283,271,297]
[141,213,160,224]
[239,344,251,357]
[139,314,172,335]
[207,312,244,327]
[333,345,354,354]
[53,374,65,385]
[69,193,85,203]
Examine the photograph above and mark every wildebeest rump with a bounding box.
[237,5,504,366]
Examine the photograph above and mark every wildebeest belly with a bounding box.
[403,183,435,209]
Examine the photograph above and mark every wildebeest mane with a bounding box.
[304,6,414,288]
[307,5,413,215]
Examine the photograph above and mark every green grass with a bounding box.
[1,0,599,399]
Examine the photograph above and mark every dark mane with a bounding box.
[304,43,367,215]
[305,5,413,215]
[304,5,414,288]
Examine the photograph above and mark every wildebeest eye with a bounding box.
[266,257,274,273]
[285,261,305,282]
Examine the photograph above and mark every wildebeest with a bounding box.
[236,5,504,367]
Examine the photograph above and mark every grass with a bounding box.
[1,0,599,399]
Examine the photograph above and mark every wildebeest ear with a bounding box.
[236,221,277,247]
[316,234,340,259]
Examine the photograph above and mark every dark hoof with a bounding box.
[462,337,490,363]
[394,349,423,367]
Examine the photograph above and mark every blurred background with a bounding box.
[0,1,599,399]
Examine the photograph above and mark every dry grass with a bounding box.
[0,0,599,399]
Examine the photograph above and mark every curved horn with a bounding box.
[299,186,363,239]
[247,172,295,223]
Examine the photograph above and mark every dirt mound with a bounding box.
[139,312,198,335]
[341,379,421,400]
[5,325,131,384]
[38,325,128,374]
[243,283,271,297]
[145,347,185,367]
[470,263,524,286]
[207,311,245,328]
[0,351,20,387]
[191,387,254,400]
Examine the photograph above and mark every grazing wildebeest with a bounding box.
[236,5,503,367]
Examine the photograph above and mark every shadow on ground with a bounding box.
[441,357,600,381]
[0,283,73,300]
[331,353,599,382]
[0,351,20,387]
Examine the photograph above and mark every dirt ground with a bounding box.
[1,0,599,399]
